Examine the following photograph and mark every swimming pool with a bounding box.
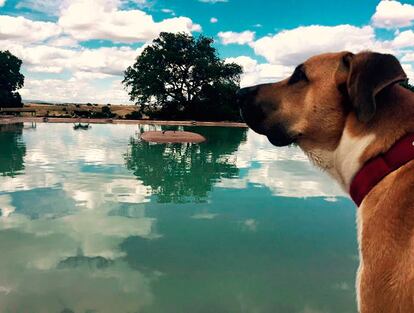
[0,122,357,313]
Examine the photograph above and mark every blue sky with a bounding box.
[0,0,414,103]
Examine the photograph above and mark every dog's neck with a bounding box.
[305,84,414,193]
[304,127,376,192]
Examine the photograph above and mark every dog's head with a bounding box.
[238,51,407,153]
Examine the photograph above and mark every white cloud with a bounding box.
[70,46,140,76]
[0,0,5,7]
[210,17,218,23]
[402,53,414,62]
[27,65,65,74]
[251,25,393,66]
[226,56,293,87]
[218,30,255,45]
[0,15,61,43]
[1,42,137,77]
[4,43,139,103]
[20,77,131,104]
[402,63,414,81]
[58,0,201,43]
[47,35,78,47]
[372,0,414,29]
[161,8,175,15]
[3,43,75,73]
[0,0,204,104]
[392,30,414,48]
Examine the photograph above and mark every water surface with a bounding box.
[0,123,357,313]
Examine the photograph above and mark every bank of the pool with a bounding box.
[0,116,247,128]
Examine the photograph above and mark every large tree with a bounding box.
[0,50,25,108]
[123,32,243,121]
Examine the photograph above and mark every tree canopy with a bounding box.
[0,50,25,108]
[123,32,243,121]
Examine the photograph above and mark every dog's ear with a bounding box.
[346,52,407,123]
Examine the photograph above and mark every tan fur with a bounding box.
[242,51,414,313]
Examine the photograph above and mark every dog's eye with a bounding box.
[288,65,308,85]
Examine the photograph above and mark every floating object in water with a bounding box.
[141,131,206,143]
[73,123,91,130]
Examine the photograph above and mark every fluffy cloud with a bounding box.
[161,8,175,15]
[251,25,393,66]
[20,77,131,104]
[226,56,292,87]
[372,0,414,29]
[210,17,218,23]
[0,0,203,103]
[4,1,200,45]
[402,52,414,62]
[3,39,140,76]
[70,46,140,75]
[58,0,201,43]
[402,63,414,81]
[0,0,5,7]
[0,15,61,43]
[218,30,255,45]
[47,35,79,47]
[1,35,144,102]
[3,43,75,74]
[392,30,414,48]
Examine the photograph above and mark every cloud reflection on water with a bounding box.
[0,123,160,312]
[0,123,355,313]
[217,129,346,199]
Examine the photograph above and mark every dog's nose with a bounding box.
[236,86,259,102]
[237,85,266,128]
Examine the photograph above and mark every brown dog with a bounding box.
[238,51,414,313]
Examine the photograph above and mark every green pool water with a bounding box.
[0,122,358,313]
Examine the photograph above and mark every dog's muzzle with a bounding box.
[237,86,296,147]
[236,86,266,133]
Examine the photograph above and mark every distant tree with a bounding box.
[0,50,25,108]
[401,80,414,92]
[123,32,242,121]
[124,110,143,120]
[101,105,115,118]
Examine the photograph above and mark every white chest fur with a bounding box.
[304,128,376,192]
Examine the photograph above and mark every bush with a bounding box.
[125,111,143,120]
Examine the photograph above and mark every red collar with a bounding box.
[350,133,414,206]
